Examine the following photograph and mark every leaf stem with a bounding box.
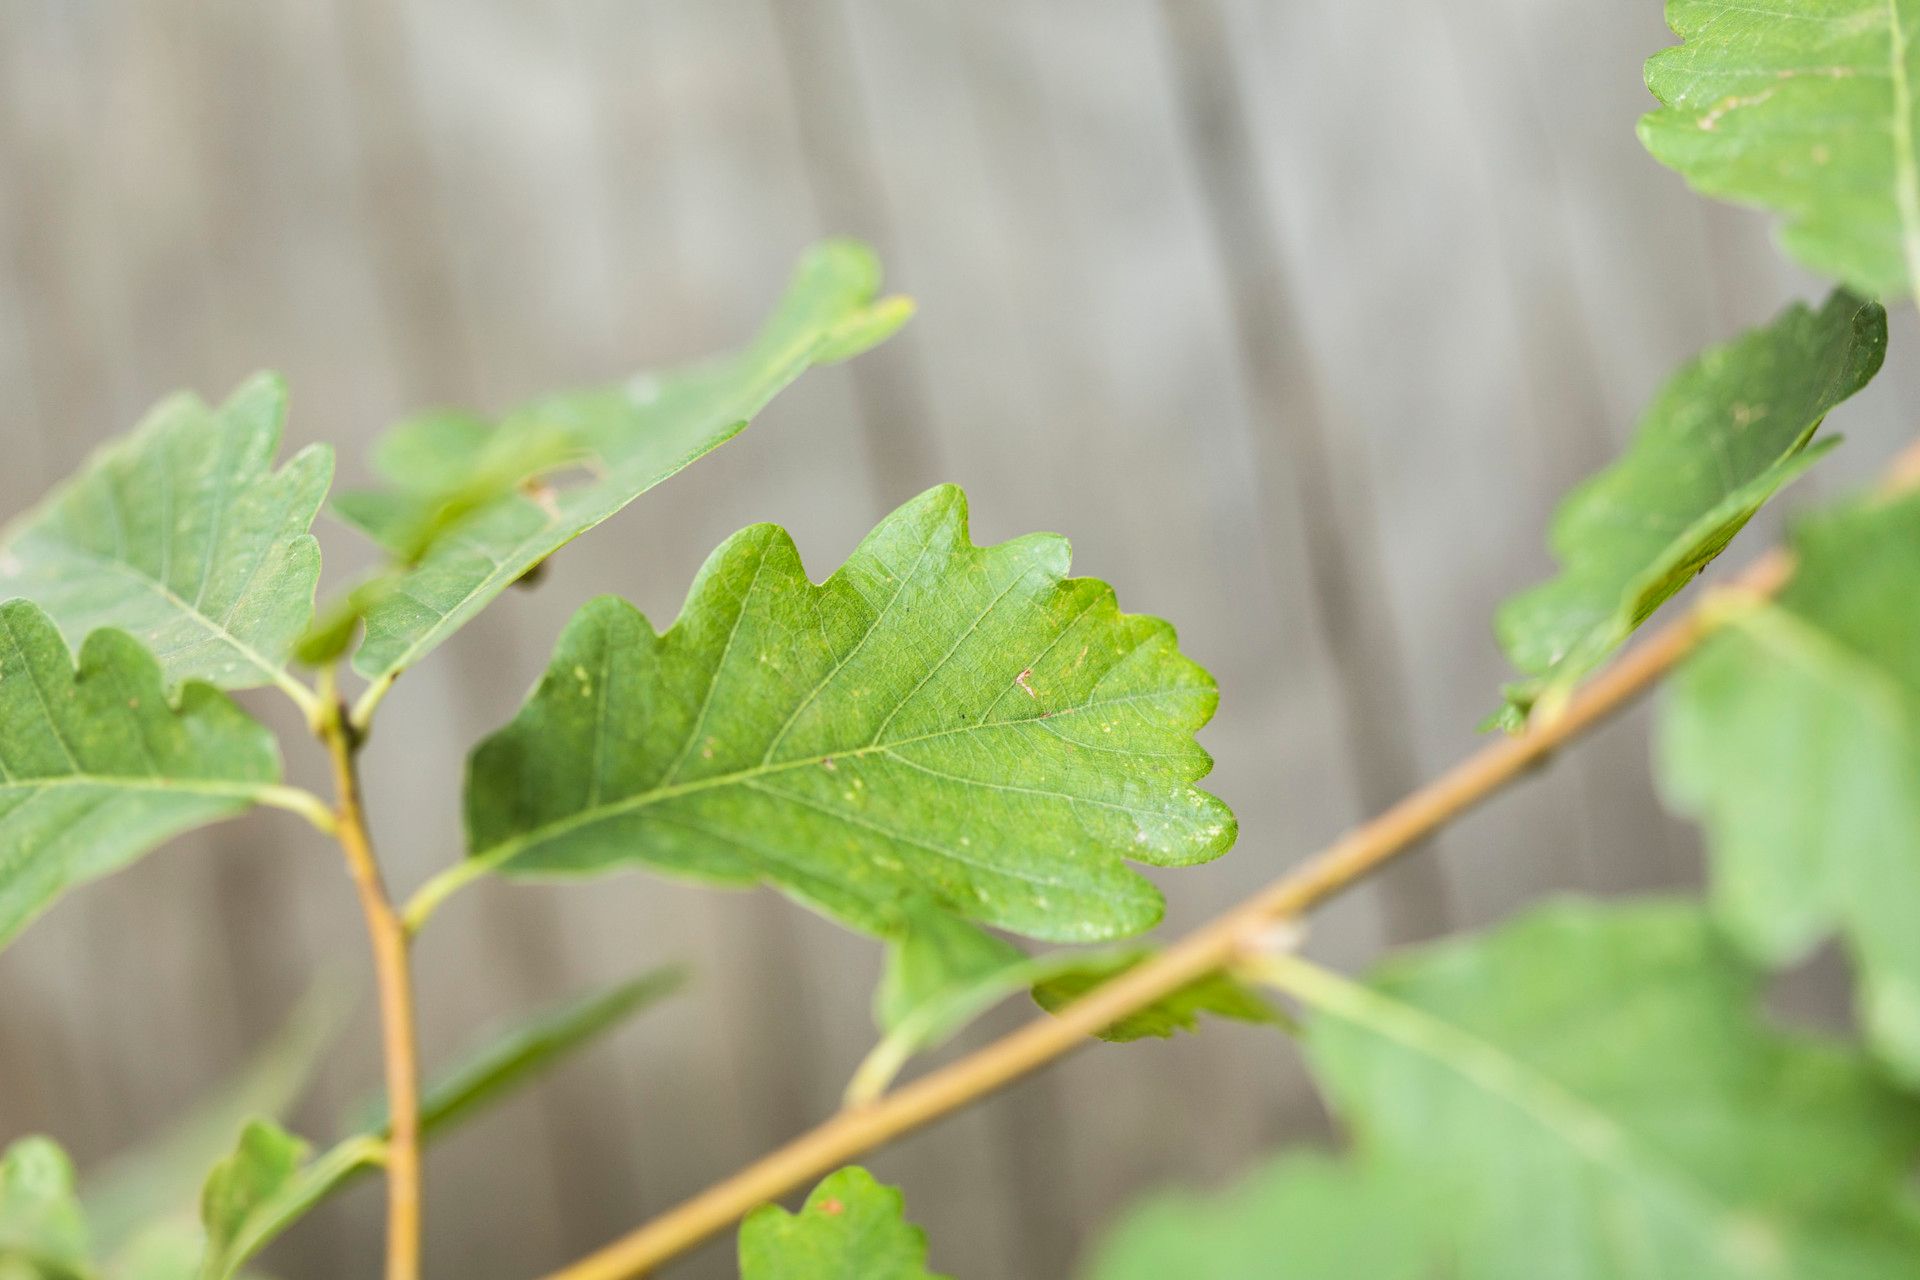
[319,693,424,1280]
[400,858,489,937]
[253,784,339,835]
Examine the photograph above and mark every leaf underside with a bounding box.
[1288,900,1920,1280]
[465,485,1234,944]
[336,239,911,685]
[738,1168,947,1280]
[0,374,330,698]
[1494,290,1885,728]
[1028,948,1284,1042]
[1640,0,1920,302]
[1663,490,1920,1081]
[0,600,279,952]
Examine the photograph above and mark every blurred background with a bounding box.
[1,2,1916,1277]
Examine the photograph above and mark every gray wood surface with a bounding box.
[1,2,1912,1276]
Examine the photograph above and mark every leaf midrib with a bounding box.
[33,537,305,701]
[0,775,271,805]
[1278,955,1772,1275]
[472,688,1189,872]
[1888,0,1920,293]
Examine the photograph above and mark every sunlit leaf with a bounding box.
[1494,290,1883,728]
[738,1168,945,1280]
[0,601,281,951]
[1641,0,1920,301]
[0,375,330,704]
[1663,490,1920,1079]
[464,485,1233,943]
[1270,900,1920,1280]
[338,240,911,689]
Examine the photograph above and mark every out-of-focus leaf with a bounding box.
[0,375,330,703]
[738,1168,946,1280]
[1083,1153,1433,1280]
[1493,291,1884,728]
[82,982,348,1253]
[1270,900,1920,1280]
[1640,0,1920,301]
[463,485,1233,943]
[102,1223,204,1280]
[873,901,1025,1035]
[338,240,911,688]
[0,1139,90,1279]
[196,1123,380,1280]
[0,601,281,951]
[1030,949,1285,1043]
[350,967,684,1137]
[1663,490,1920,1079]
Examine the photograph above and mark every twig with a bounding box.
[536,560,1785,1280]
[542,436,1920,1280]
[320,698,425,1280]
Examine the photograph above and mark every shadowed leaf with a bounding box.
[1495,291,1883,728]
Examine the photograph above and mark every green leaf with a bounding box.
[873,900,1026,1035]
[81,982,347,1254]
[1084,1152,1433,1280]
[1269,900,1920,1280]
[850,907,1281,1104]
[464,485,1233,943]
[1030,949,1284,1043]
[0,601,282,951]
[350,967,685,1137]
[1494,290,1884,728]
[1640,0,1920,302]
[102,1223,206,1280]
[1663,490,1920,1080]
[0,375,330,705]
[738,1168,946,1280]
[0,1139,90,1280]
[196,1123,380,1280]
[339,240,911,690]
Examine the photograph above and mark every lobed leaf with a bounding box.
[1272,900,1920,1280]
[464,485,1234,943]
[1663,490,1920,1079]
[0,375,330,704]
[1640,0,1920,301]
[0,601,282,952]
[1494,290,1884,728]
[737,1168,946,1280]
[1084,1153,1431,1280]
[337,240,911,689]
